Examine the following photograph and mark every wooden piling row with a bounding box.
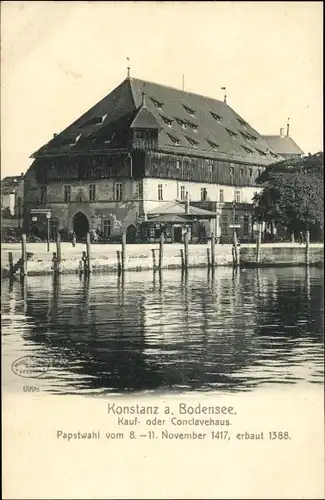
[5,227,315,281]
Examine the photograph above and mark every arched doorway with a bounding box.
[73,212,89,239]
[126,224,137,243]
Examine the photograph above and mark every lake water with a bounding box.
[2,267,324,396]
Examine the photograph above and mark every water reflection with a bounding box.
[2,268,324,395]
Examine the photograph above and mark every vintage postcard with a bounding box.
[1,2,324,499]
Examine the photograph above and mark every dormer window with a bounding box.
[269,151,278,158]
[186,121,198,131]
[243,145,253,154]
[150,97,163,110]
[185,136,199,147]
[248,134,257,142]
[183,105,195,116]
[207,139,219,151]
[167,133,180,145]
[161,115,173,127]
[176,118,187,129]
[237,118,247,128]
[240,131,251,140]
[210,112,222,122]
[256,148,267,156]
[226,128,238,138]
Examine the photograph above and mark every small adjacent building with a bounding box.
[23,74,282,242]
[1,174,24,232]
[263,122,304,160]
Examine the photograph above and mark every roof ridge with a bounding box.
[129,76,226,106]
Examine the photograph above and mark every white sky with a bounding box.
[1,1,323,178]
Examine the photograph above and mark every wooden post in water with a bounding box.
[21,234,27,276]
[121,232,126,273]
[256,225,262,264]
[180,248,185,270]
[233,230,240,268]
[159,232,164,270]
[52,252,58,273]
[210,232,215,269]
[8,252,14,277]
[116,250,121,275]
[56,232,61,273]
[206,248,210,269]
[151,249,157,271]
[86,232,92,273]
[305,229,310,266]
[82,251,87,274]
[184,231,189,270]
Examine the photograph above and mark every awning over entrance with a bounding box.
[148,201,215,218]
[147,214,189,224]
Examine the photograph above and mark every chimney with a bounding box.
[280,128,285,138]
[185,191,190,215]
[286,118,290,137]
[53,133,58,138]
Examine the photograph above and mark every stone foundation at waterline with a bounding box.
[1,243,323,277]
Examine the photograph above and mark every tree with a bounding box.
[253,153,324,241]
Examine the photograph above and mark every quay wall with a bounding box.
[1,243,323,276]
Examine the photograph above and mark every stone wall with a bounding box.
[240,245,323,266]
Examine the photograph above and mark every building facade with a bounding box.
[24,76,281,242]
[1,174,24,234]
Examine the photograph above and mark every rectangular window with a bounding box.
[249,168,253,177]
[240,167,244,176]
[102,220,111,238]
[201,187,207,201]
[40,185,47,203]
[64,185,71,203]
[236,190,241,203]
[221,216,228,235]
[89,184,96,202]
[219,189,224,202]
[114,183,123,201]
[158,184,163,201]
[180,185,185,200]
[234,215,240,225]
[230,167,234,176]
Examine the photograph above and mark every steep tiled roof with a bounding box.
[31,76,281,165]
[263,135,304,155]
[147,214,189,223]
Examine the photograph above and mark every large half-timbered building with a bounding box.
[24,75,281,242]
